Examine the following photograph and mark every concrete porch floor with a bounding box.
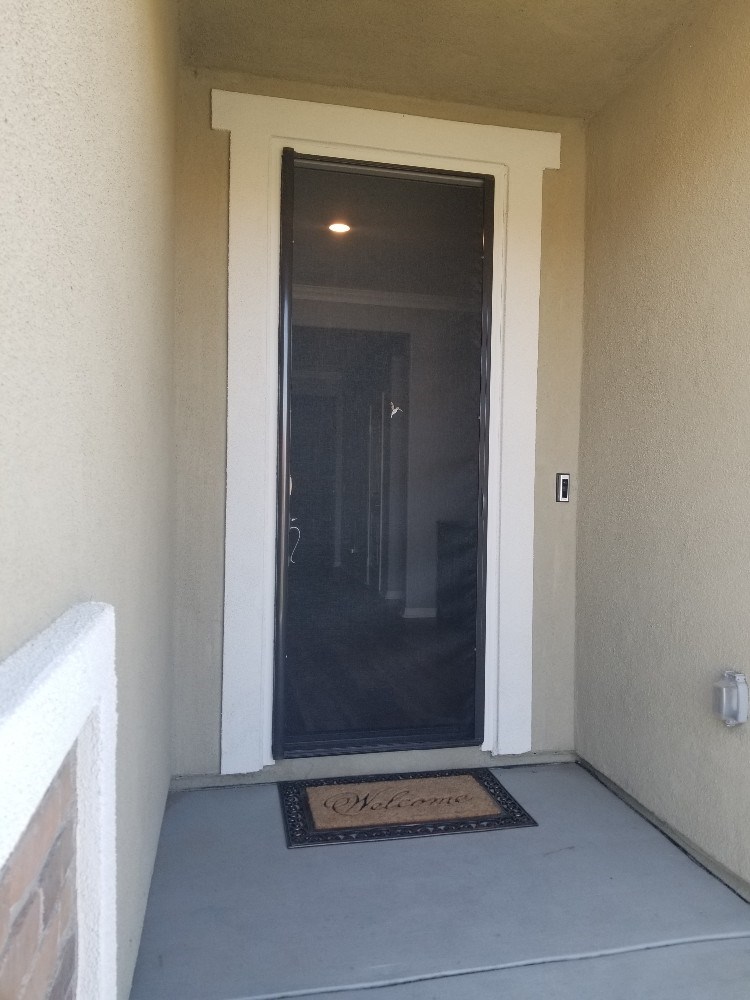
[130,764,750,999]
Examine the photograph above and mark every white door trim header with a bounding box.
[212,91,559,774]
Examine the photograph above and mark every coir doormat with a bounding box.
[278,768,537,847]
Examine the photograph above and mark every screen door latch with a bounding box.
[556,473,571,503]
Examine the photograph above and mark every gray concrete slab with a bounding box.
[130,764,750,1000]
[309,938,750,1000]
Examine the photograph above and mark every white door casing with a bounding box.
[212,91,560,775]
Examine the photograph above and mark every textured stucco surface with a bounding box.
[0,2,177,996]
[579,0,750,884]
[173,69,585,776]
[178,0,710,118]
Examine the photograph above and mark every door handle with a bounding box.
[289,520,301,564]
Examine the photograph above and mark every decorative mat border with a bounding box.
[278,768,537,847]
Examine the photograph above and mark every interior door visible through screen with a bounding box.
[275,152,493,757]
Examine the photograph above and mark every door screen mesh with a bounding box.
[281,157,489,751]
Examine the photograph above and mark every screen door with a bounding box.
[274,150,493,757]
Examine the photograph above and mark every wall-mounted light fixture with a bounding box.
[328,222,350,233]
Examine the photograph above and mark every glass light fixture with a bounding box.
[328,222,350,233]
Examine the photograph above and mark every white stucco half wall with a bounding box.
[212,91,560,774]
[0,603,117,998]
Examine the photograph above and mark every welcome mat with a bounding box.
[278,768,537,847]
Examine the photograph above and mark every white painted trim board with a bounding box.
[212,91,560,774]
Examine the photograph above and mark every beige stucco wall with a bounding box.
[579,0,750,884]
[173,68,585,776]
[1,1,177,995]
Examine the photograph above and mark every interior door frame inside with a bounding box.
[212,91,560,775]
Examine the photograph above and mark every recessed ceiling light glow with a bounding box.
[328,222,350,233]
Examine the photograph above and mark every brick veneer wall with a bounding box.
[0,749,77,1000]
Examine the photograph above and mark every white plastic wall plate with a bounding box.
[713,671,749,726]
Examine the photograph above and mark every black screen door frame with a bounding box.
[273,148,494,759]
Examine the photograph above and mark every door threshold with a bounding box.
[171,748,578,791]
[279,733,481,759]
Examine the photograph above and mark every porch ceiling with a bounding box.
[179,0,709,118]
